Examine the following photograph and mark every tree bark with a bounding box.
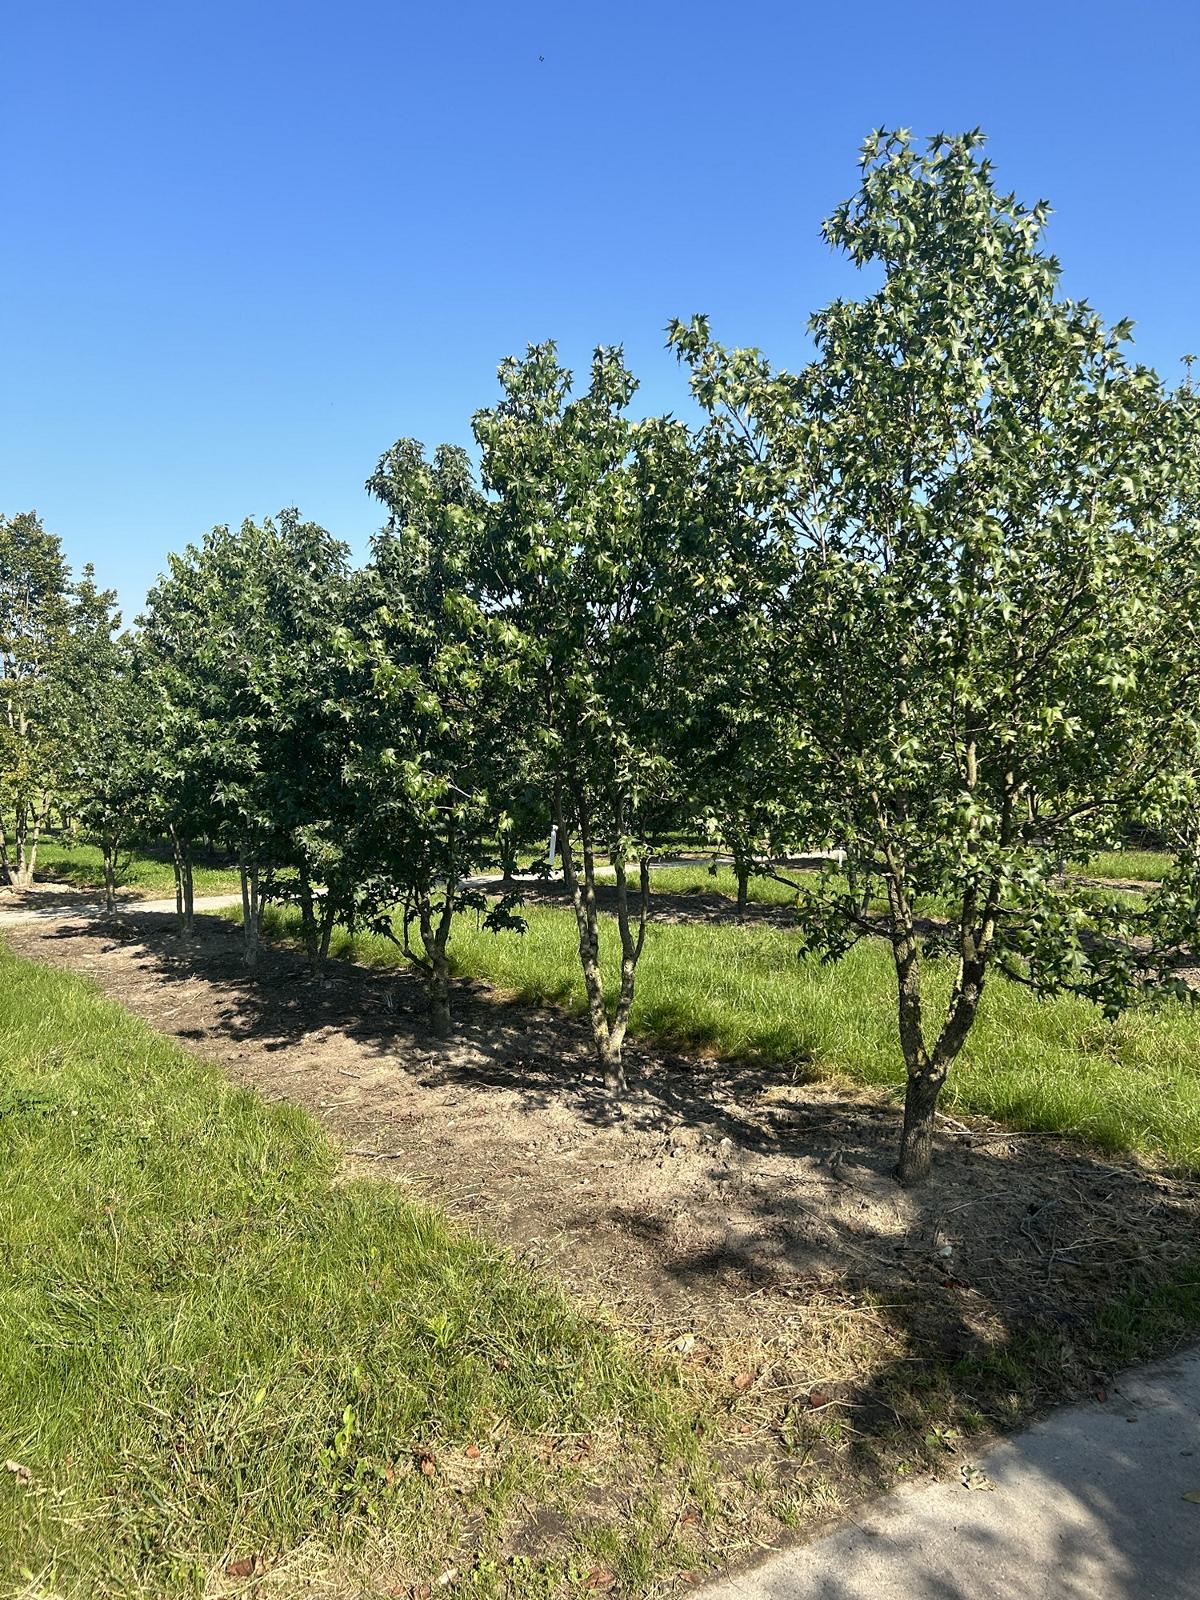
[170,828,195,938]
[239,853,261,969]
[299,872,321,977]
[735,859,749,921]
[102,838,116,915]
[417,871,457,1037]
[556,790,622,1092]
[897,1068,946,1187]
[428,953,452,1037]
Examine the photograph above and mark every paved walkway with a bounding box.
[702,1348,1200,1600]
[0,891,241,925]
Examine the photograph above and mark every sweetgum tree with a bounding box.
[673,130,1200,1183]
[471,344,702,1094]
[355,439,525,1034]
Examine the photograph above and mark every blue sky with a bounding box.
[3,0,1198,618]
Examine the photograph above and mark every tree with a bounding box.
[0,512,72,888]
[141,512,351,963]
[673,129,1200,1183]
[349,440,525,1034]
[60,584,150,914]
[470,344,702,1094]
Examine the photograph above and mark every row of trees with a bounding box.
[5,130,1200,1183]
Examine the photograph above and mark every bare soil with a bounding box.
[6,904,1199,1555]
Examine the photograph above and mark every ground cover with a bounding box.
[0,940,707,1598]
[4,907,1199,1598]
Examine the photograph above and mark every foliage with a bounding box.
[0,512,110,888]
[672,128,1200,1181]
[140,511,352,958]
[469,343,704,1088]
[355,439,526,1029]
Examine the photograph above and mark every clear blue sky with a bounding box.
[4,0,1198,619]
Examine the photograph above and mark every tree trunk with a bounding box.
[239,854,260,970]
[170,829,195,938]
[556,793,620,1092]
[8,799,41,889]
[897,1069,945,1187]
[299,872,321,977]
[608,843,650,1093]
[102,839,117,915]
[428,949,452,1038]
[736,860,749,921]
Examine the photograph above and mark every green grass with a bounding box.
[643,863,806,907]
[1083,848,1174,883]
[253,903,1200,1173]
[0,942,706,1598]
[31,838,242,897]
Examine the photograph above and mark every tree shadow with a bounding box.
[18,904,1200,1559]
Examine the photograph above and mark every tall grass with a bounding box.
[0,941,701,1596]
[257,902,1200,1172]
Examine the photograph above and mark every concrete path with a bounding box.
[0,892,241,926]
[702,1348,1200,1600]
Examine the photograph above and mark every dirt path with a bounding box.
[6,904,1197,1345]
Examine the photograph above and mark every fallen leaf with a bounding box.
[464,1444,481,1460]
[730,1371,754,1394]
[2,1461,31,1486]
[961,1464,994,1492]
[585,1570,616,1591]
[435,1568,459,1589]
[1183,1489,1200,1504]
[415,1450,437,1478]
[808,1390,829,1409]
[674,1332,697,1354]
[225,1556,255,1577]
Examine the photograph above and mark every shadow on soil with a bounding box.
[20,907,1200,1543]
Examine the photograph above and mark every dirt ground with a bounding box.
[9,906,1198,1385]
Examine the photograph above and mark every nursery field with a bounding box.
[3,902,1200,1598]
[246,872,1200,1172]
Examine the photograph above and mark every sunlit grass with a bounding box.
[0,941,703,1597]
[32,838,242,897]
[1084,849,1174,883]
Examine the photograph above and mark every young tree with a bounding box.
[0,512,71,888]
[60,587,151,914]
[142,512,351,964]
[673,130,1200,1183]
[353,440,524,1034]
[470,345,702,1094]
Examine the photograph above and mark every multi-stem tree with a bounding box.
[470,344,701,1094]
[673,129,1200,1183]
[353,439,525,1034]
[60,585,151,913]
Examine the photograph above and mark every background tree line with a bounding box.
[4,130,1200,1183]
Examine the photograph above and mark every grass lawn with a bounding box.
[254,902,1200,1173]
[30,838,242,897]
[0,942,707,1598]
[1084,848,1174,883]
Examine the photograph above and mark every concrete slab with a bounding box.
[701,1349,1200,1600]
